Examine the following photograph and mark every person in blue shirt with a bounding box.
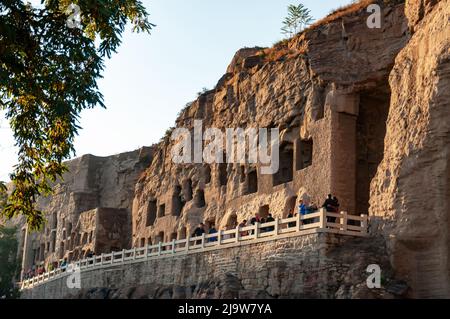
[208,225,218,242]
[299,200,310,224]
[299,200,307,215]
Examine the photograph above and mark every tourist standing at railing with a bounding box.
[265,214,275,232]
[37,265,45,275]
[250,213,261,225]
[238,220,248,237]
[249,213,261,235]
[192,223,205,244]
[308,202,318,213]
[59,258,67,271]
[25,268,33,279]
[299,199,311,225]
[322,194,334,212]
[207,226,218,242]
[332,197,340,212]
[259,217,267,233]
[323,194,338,223]
[222,225,231,240]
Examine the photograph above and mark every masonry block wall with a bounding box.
[20,233,392,299]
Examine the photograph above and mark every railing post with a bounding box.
[201,234,206,249]
[274,217,279,235]
[186,235,190,252]
[319,208,326,229]
[145,245,149,259]
[255,222,260,239]
[158,242,162,256]
[340,211,348,232]
[133,247,137,260]
[297,213,302,231]
[235,226,240,243]
[361,214,368,235]
[218,230,222,245]
[121,249,125,263]
[100,253,104,266]
[172,239,176,253]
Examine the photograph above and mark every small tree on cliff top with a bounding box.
[0,1,155,231]
[281,3,314,38]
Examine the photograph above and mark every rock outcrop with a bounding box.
[16,0,450,299]
[19,147,154,273]
[370,0,450,298]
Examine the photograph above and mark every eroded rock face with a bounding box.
[131,1,409,260]
[19,147,154,273]
[17,0,450,299]
[370,0,450,298]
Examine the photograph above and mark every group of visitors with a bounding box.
[23,259,68,280]
[235,213,277,236]
[283,194,340,225]
[190,196,341,243]
[286,200,319,225]
[191,223,218,243]
[23,193,345,282]
[190,212,279,244]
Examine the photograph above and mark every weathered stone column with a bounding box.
[325,89,359,214]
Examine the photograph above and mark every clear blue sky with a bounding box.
[0,0,353,181]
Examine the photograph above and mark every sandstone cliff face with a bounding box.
[132,1,408,252]
[129,0,449,298]
[370,0,450,298]
[16,0,450,299]
[20,147,153,271]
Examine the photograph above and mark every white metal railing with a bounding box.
[20,209,368,290]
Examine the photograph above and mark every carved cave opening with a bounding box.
[183,179,193,202]
[204,165,211,184]
[296,139,313,171]
[247,170,258,194]
[157,204,165,218]
[273,142,294,186]
[172,185,184,216]
[146,200,157,226]
[356,88,390,215]
[194,189,206,208]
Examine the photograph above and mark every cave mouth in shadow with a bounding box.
[356,85,390,215]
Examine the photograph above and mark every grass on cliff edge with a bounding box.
[266,0,405,62]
